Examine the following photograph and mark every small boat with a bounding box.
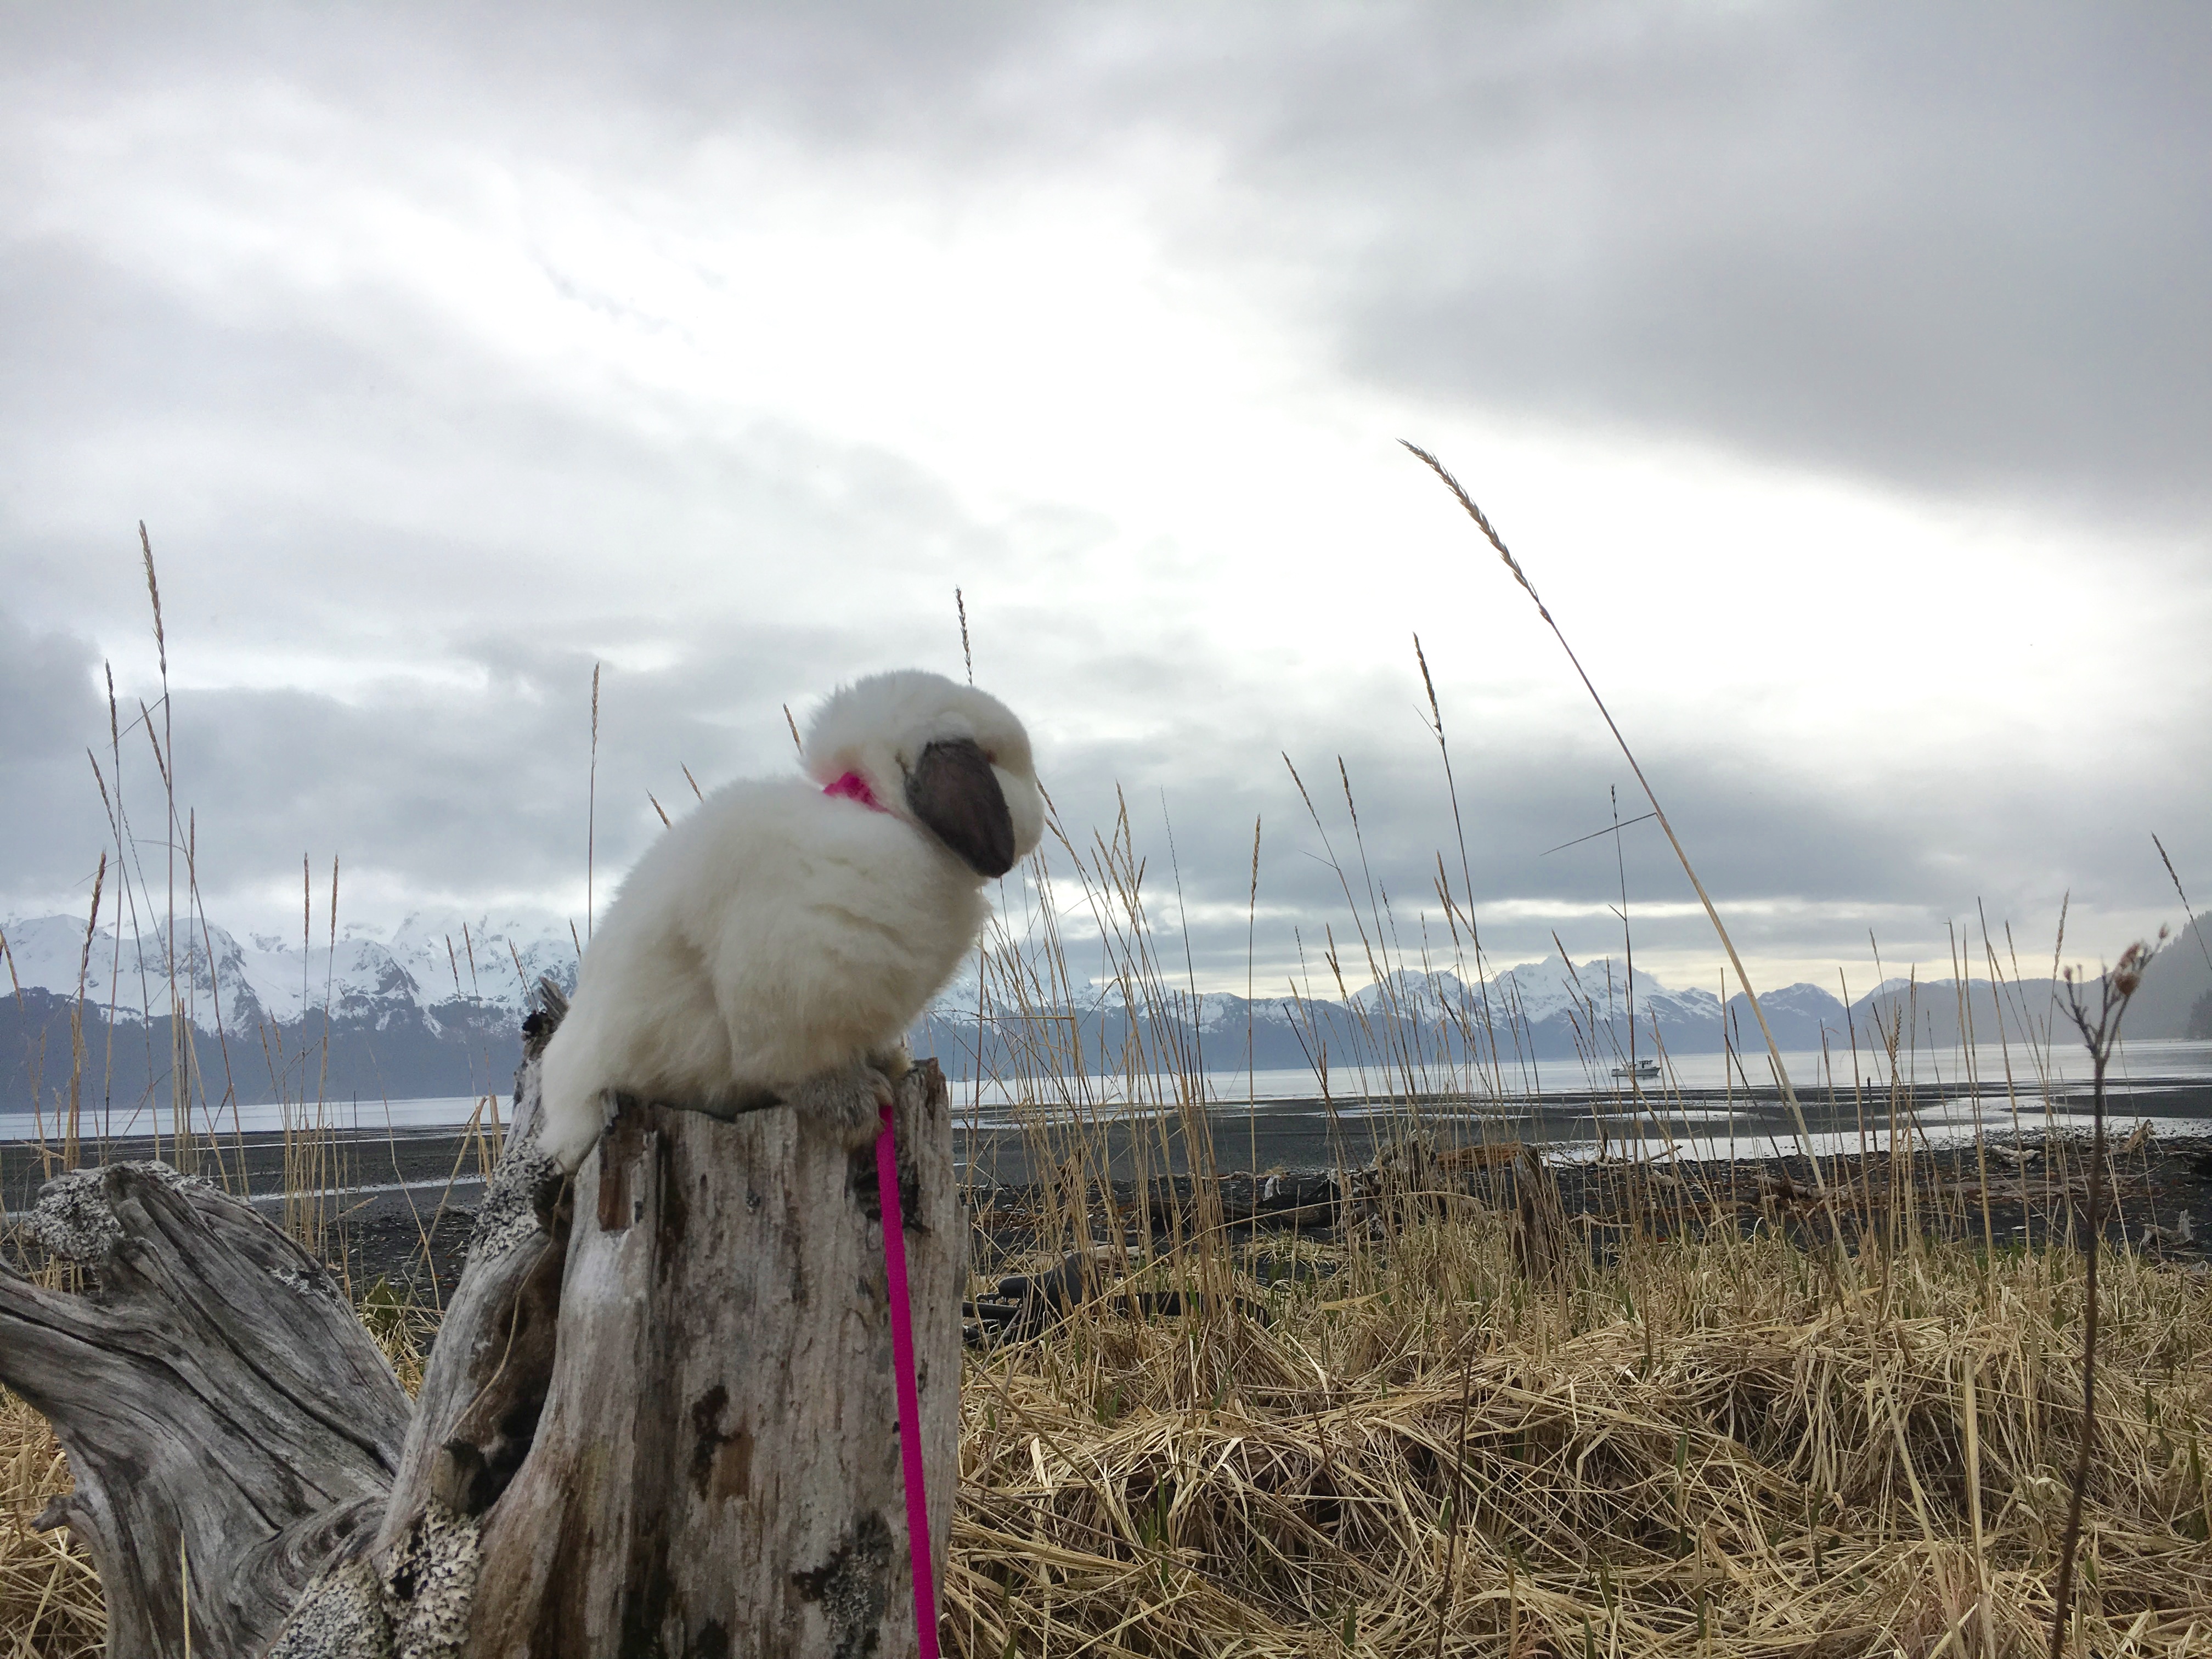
[1611,1058,1661,1081]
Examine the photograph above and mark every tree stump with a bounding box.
[0,998,962,1658]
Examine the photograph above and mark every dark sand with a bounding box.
[8,1077,2210,1303]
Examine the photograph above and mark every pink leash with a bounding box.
[875,1101,940,1658]
[825,769,939,1655]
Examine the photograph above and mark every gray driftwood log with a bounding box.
[0,999,961,1657]
[0,1164,411,1654]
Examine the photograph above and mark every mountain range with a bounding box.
[3,909,2205,1119]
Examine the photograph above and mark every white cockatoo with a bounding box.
[537,670,1044,1171]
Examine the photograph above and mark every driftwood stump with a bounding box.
[0,1165,410,1655]
[0,1001,961,1657]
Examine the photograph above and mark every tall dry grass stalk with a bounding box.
[2,528,404,1279]
[2045,940,2158,1659]
[1400,444,1840,1210]
[586,661,602,944]
[2154,835,2212,984]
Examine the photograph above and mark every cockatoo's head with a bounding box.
[802,670,1045,879]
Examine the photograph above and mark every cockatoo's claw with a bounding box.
[787,1062,896,1149]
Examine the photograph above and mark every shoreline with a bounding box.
[11,1110,2205,1310]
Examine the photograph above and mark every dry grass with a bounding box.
[5,1220,2207,1655]
[0,1392,101,1657]
[949,1219,2212,1657]
[921,585,2212,1652]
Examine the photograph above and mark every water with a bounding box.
[938,1041,2212,1184]
[937,1040,2212,1126]
[9,1040,2211,1161]
[1558,1038,2212,1097]
[0,1093,499,1146]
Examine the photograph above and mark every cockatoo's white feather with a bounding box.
[538,670,1043,1171]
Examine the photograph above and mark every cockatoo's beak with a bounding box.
[904,738,1016,877]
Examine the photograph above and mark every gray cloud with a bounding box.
[7,557,2195,996]
[395,4,2212,521]
[12,4,2205,520]
[0,236,1052,655]
[2,2,2205,994]
[0,611,112,909]
[1022,651,2206,995]
[1275,8,2212,523]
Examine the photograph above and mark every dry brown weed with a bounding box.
[949,1217,2212,1657]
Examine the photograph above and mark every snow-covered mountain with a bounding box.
[915,953,1867,1077]
[0,910,582,1113]
[0,911,579,1035]
[4,903,2112,1111]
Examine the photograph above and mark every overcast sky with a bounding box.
[3,2,2207,1000]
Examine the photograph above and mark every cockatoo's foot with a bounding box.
[786,1060,896,1149]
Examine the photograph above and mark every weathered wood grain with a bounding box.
[0,1163,411,1657]
[462,1063,961,1657]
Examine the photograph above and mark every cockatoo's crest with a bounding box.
[802,670,1045,878]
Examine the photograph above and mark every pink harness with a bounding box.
[828,771,940,1657]
[823,769,883,810]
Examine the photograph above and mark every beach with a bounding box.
[12,1068,2211,1300]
